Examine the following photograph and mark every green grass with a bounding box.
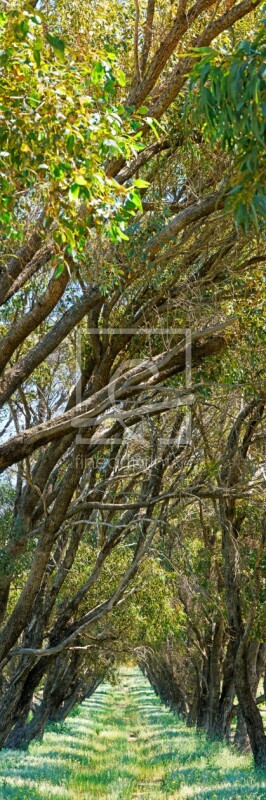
[0,668,265,799]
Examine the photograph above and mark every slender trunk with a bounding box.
[211,637,235,739]
[197,644,211,731]
[208,620,224,733]
[187,666,201,727]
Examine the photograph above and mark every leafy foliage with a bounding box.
[0,3,145,253]
[188,14,266,230]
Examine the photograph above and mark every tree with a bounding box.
[0,0,265,767]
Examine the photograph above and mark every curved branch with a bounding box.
[140,0,155,75]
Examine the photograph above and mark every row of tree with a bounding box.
[0,0,265,767]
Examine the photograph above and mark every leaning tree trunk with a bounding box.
[235,640,266,768]
[234,640,265,752]
[0,653,51,749]
[51,676,101,722]
[4,651,77,749]
[141,649,188,717]
[4,701,32,749]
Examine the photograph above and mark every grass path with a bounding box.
[0,668,265,800]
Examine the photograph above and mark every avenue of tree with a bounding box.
[0,0,265,768]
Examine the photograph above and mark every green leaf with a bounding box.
[46,33,65,62]
[54,262,65,278]
[130,190,143,213]
[34,37,43,51]
[91,62,105,83]
[73,175,87,186]
[133,179,150,189]
[66,134,75,154]
[146,117,160,141]
[117,226,129,240]
[69,183,80,200]
[105,51,116,60]
[116,69,126,87]
[33,49,41,68]
[65,229,76,248]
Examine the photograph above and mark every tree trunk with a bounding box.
[211,637,235,739]
[196,643,211,731]
[4,701,32,749]
[235,640,266,768]
[234,640,264,752]
[208,620,224,733]
[234,709,250,752]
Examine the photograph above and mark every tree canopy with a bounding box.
[0,0,265,769]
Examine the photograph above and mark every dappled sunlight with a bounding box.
[0,669,265,799]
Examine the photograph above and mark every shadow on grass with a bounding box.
[0,670,265,800]
[183,785,265,799]
[0,695,107,800]
[150,750,177,765]
[75,766,135,788]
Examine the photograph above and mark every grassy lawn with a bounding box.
[0,668,265,800]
